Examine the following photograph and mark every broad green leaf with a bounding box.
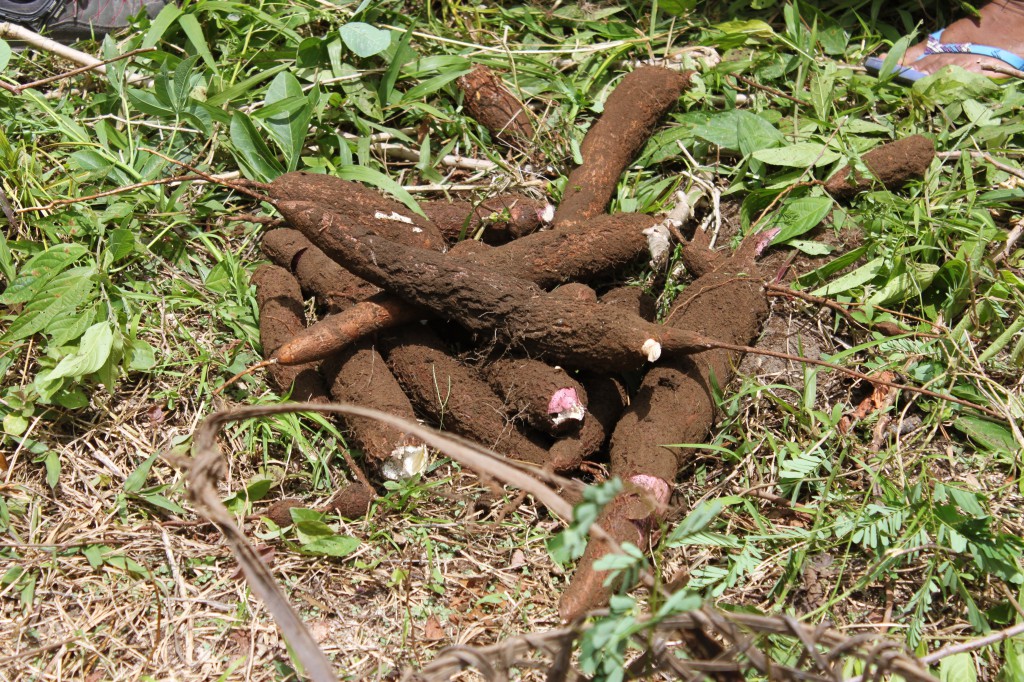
[0,231,15,284]
[300,535,360,557]
[178,14,216,70]
[126,339,157,372]
[262,72,312,172]
[142,3,183,48]
[47,303,98,346]
[339,22,392,58]
[660,0,697,15]
[337,165,424,217]
[866,263,939,305]
[48,322,114,381]
[139,493,186,515]
[752,143,841,168]
[737,111,785,157]
[811,257,887,296]
[43,451,60,488]
[939,653,977,682]
[107,229,136,263]
[787,239,833,255]
[125,453,159,494]
[3,266,97,341]
[768,196,833,244]
[712,19,775,38]
[876,32,913,82]
[3,413,28,437]
[953,416,1018,454]
[0,39,11,73]
[0,243,88,305]
[229,112,284,182]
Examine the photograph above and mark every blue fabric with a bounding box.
[865,29,1024,84]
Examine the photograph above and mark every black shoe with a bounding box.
[0,0,166,42]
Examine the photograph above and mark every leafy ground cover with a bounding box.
[1,0,1023,679]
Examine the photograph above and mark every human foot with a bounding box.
[890,1,1024,79]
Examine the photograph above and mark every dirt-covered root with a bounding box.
[561,253,769,619]
[481,357,587,436]
[558,478,668,621]
[250,264,328,401]
[548,373,627,471]
[600,285,657,321]
[549,282,598,304]
[382,325,551,465]
[274,293,421,366]
[457,65,535,147]
[825,134,935,201]
[611,266,767,483]
[270,171,446,251]
[421,194,549,245]
[283,203,711,372]
[553,66,693,226]
[458,212,656,288]
[320,341,422,462]
[262,228,380,313]
[321,481,376,518]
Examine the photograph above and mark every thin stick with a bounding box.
[139,147,271,202]
[937,150,1024,183]
[732,74,812,107]
[376,143,497,171]
[0,22,103,73]
[16,175,207,213]
[213,359,276,397]
[0,46,155,95]
[919,622,1024,664]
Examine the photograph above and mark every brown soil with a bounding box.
[458,65,535,147]
[825,135,935,201]
[250,264,328,401]
[554,66,693,226]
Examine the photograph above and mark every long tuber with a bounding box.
[282,202,716,372]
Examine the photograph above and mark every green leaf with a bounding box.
[667,500,723,546]
[43,451,60,488]
[48,322,114,382]
[126,339,157,372]
[339,22,392,58]
[939,653,978,682]
[229,112,284,182]
[337,165,424,217]
[107,229,136,263]
[0,243,88,305]
[3,266,97,342]
[178,14,216,70]
[0,231,15,284]
[139,492,186,515]
[300,535,360,557]
[752,143,841,168]
[262,72,312,172]
[0,39,11,74]
[811,257,886,297]
[953,416,1018,454]
[125,453,159,494]
[768,196,833,244]
[3,414,28,437]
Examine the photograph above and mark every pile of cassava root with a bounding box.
[250,65,774,621]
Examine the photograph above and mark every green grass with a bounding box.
[1,0,1023,679]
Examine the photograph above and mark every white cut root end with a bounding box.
[642,338,662,363]
[381,444,430,481]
